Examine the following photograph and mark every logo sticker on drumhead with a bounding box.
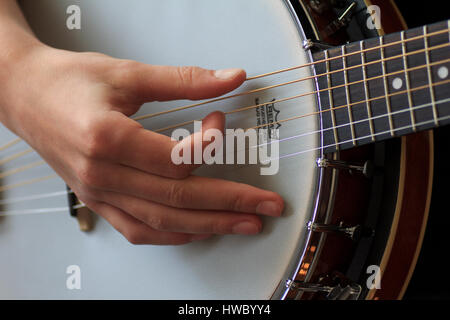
[255,98,281,144]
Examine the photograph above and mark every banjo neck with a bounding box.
[310,19,450,154]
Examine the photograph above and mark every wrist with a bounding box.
[0,39,51,134]
[0,34,45,68]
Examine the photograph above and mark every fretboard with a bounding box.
[312,20,450,154]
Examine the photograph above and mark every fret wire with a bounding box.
[424,25,439,126]
[401,30,417,131]
[325,50,340,151]
[359,40,376,141]
[448,20,450,42]
[379,36,396,136]
[341,45,357,146]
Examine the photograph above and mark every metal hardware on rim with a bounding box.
[307,221,364,241]
[316,158,374,178]
[337,2,357,25]
[285,279,362,300]
[324,1,357,36]
[302,39,334,51]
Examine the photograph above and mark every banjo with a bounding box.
[0,0,448,299]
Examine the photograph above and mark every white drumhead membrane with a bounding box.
[0,0,319,299]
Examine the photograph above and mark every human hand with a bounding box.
[0,46,284,245]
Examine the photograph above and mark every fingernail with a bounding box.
[214,68,243,80]
[256,201,282,216]
[190,234,212,242]
[232,222,261,235]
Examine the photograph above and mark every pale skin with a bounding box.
[0,1,284,245]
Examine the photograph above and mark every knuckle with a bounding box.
[146,215,168,231]
[109,59,145,92]
[81,118,111,159]
[227,192,243,212]
[177,66,195,85]
[76,160,102,188]
[113,60,141,84]
[166,183,192,207]
[211,220,230,234]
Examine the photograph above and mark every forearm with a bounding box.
[0,0,43,62]
[0,0,49,132]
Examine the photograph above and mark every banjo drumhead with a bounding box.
[0,0,319,299]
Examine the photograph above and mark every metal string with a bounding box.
[0,29,448,214]
[0,60,449,189]
[133,40,450,122]
[245,28,449,80]
[1,28,448,152]
[1,106,448,217]
[153,58,450,133]
[1,81,448,202]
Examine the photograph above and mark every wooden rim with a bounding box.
[398,131,434,298]
[364,0,434,299]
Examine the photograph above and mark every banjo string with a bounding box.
[1,110,448,217]
[0,27,448,216]
[1,91,448,202]
[278,113,450,161]
[0,174,58,193]
[254,97,450,151]
[0,160,46,179]
[0,203,85,217]
[153,58,450,133]
[0,148,33,166]
[133,41,450,122]
[1,31,448,152]
[247,78,450,132]
[0,189,72,206]
[0,137,22,152]
[1,59,449,182]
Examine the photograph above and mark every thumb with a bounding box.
[113,62,247,102]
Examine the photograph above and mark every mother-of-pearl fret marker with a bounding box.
[438,66,448,79]
[392,77,403,90]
